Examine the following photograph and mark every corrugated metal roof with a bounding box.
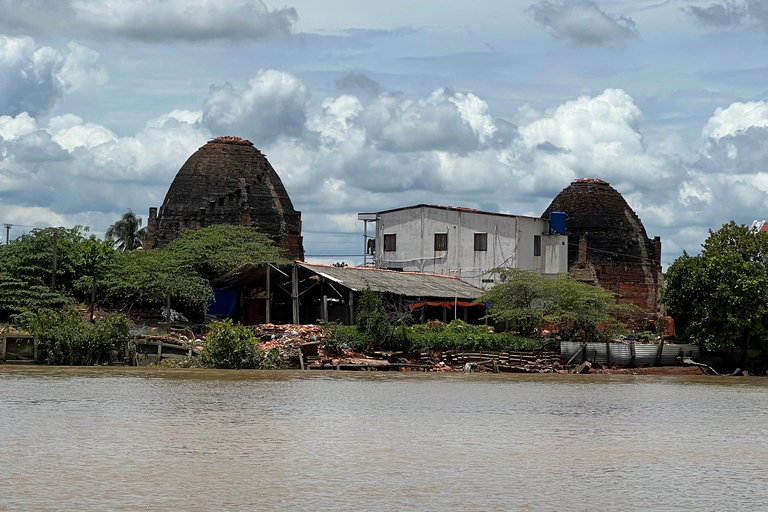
[376,204,544,221]
[297,262,484,299]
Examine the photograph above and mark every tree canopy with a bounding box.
[663,221,768,352]
[479,269,620,339]
[165,225,288,281]
[0,227,114,319]
[106,209,147,251]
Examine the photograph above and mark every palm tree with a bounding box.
[106,209,147,251]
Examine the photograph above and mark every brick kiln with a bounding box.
[144,136,304,260]
[543,178,662,326]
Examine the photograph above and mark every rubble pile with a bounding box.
[248,324,326,358]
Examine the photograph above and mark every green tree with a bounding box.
[663,221,768,353]
[355,288,390,344]
[106,209,147,251]
[544,274,619,341]
[164,225,287,281]
[0,227,116,320]
[479,268,549,336]
[99,249,212,311]
[480,269,619,340]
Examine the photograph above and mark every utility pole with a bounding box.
[51,231,58,291]
[3,224,10,245]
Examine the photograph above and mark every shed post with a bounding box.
[291,264,300,324]
[322,295,329,322]
[348,290,354,325]
[265,264,271,324]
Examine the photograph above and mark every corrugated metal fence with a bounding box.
[560,341,700,366]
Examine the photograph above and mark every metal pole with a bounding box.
[265,264,271,324]
[291,264,300,324]
[3,224,10,245]
[51,231,58,291]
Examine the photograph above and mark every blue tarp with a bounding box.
[208,288,238,317]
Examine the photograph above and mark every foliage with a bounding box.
[0,226,116,320]
[663,221,768,352]
[106,209,147,251]
[355,288,391,342]
[165,225,287,281]
[320,322,372,353]
[479,268,549,335]
[17,307,131,365]
[322,320,547,354]
[200,319,283,369]
[543,274,622,341]
[99,249,212,311]
[480,269,620,341]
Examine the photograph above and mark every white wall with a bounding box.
[375,206,568,290]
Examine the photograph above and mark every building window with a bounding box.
[474,232,488,251]
[534,235,541,257]
[384,233,396,252]
[434,232,448,252]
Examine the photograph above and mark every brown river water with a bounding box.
[1,367,767,511]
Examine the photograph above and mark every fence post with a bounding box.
[655,338,664,366]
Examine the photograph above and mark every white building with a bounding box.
[365,205,568,291]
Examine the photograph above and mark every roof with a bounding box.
[217,262,485,299]
[298,262,483,298]
[376,204,544,221]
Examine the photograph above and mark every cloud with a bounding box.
[335,73,382,95]
[682,0,768,33]
[0,37,107,117]
[202,69,309,145]
[529,0,639,46]
[2,67,768,269]
[0,0,297,42]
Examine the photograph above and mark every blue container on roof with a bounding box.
[549,211,566,235]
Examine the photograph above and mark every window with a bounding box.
[434,232,448,252]
[384,233,396,252]
[474,232,488,251]
[534,235,541,257]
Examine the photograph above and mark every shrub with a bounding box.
[18,307,131,365]
[200,319,283,369]
[323,319,548,355]
[321,322,372,353]
[355,288,391,343]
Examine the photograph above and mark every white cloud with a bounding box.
[0,112,37,141]
[701,101,768,140]
[0,0,297,42]
[202,69,309,145]
[529,0,639,46]
[0,36,107,117]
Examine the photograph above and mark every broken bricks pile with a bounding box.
[133,327,204,354]
[420,349,562,373]
[248,324,326,359]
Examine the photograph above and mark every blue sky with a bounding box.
[0,0,766,266]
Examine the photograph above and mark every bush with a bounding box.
[18,307,131,365]
[200,319,283,369]
[323,320,548,355]
[321,323,372,353]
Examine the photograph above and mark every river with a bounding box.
[1,367,767,511]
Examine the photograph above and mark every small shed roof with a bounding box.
[298,263,483,299]
[217,262,484,300]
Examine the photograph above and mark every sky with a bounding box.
[0,0,766,267]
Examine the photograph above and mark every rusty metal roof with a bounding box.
[217,262,484,299]
[297,263,484,299]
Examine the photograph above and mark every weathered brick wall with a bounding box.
[544,179,662,325]
[145,137,304,261]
